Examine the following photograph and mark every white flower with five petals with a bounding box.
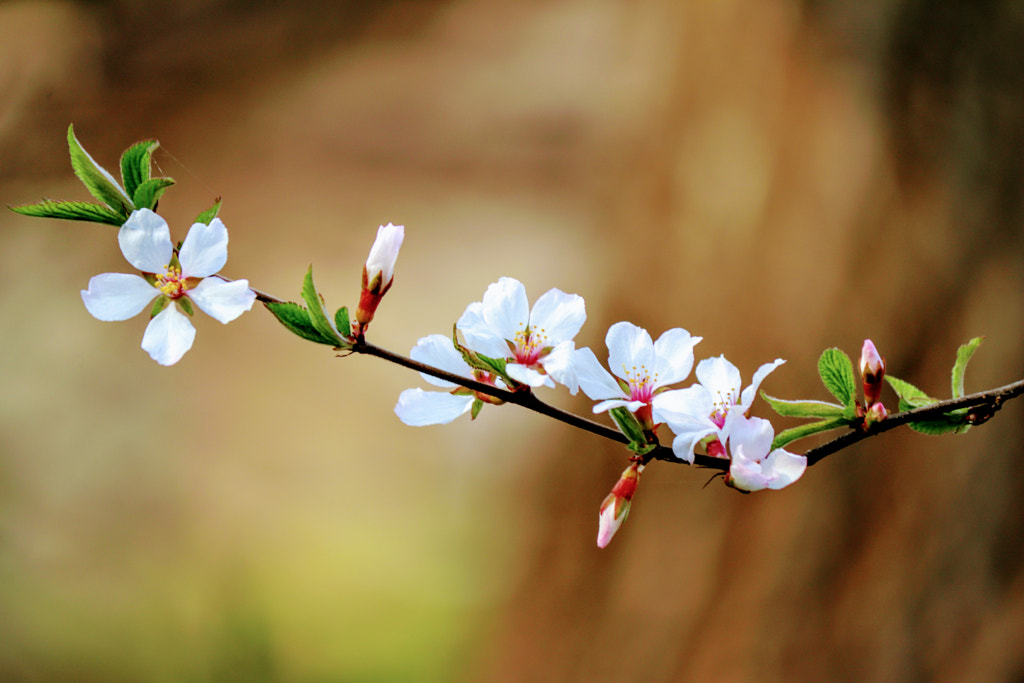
[81,208,256,366]
[653,355,785,463]
[573,321,702,425]
[456,277,585,392]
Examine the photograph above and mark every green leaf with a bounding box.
[8,200,124,225]
[470,399,483,420]
[771,417,850,450]
[885,376,937,411]
[450,326,512,384]
[608,406,655,455]
[67,124,133,216]
[119,138,158,199]
[300,266,345,346]
[132,177,175,211]
[906,412,972,436]
[334,306,351,338]
[951,337,984,399]
[818,348,857,410]
[762,392,847,419]
[193,200,222,226]
[265,301,339,345]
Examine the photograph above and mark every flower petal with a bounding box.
[187,277,256,323]
[573,347,625,401]
[695,356,742,404]
[410,334,473,388]
[506,363,553,388]
[739,358,786,409]
[394,388,474,426]
[605,322,654,382]
[593,398,646,414]
[141,304,196,365]
[479,277,529,342]
[81,273,159,321]
[529,288,586,345]
[457,301,511,359]
[652,328,701,388]
[119,209,173,273]
[539,341,579,394]
[651,385,714,426]
[724,413,775,459]
[178,218,229,277]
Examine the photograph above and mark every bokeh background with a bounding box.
[3,0,1024,680]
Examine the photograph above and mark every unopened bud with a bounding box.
[597,461,643,548]
[864,401,887,425]
[860,339,886,406]
[354,223,405,335]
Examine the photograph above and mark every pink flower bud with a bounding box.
[864,401,887,425]
[355,223,404,334]
[860,339,885,406]
[597,462,643,548]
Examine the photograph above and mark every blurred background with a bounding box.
[2,0,1024,680]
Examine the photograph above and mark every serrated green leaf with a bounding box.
[265,301,339,345]
[8,200,124,225]
[951,337,984,399]
[300,266,344,346]
[761,392,846,419]
[120,139,158,199]
[907,414,972,436]
[771,417,850,450]
[194,200,222,226]
[334,306,351,337]
[818,348,857,409]
[132,177,175,211]
[67,124,133,216]
[885,375,937,411]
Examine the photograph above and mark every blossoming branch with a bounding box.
[11,126,1024,548]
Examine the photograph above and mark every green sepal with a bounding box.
[132,177,175,211]
[885,375,971,435]
[951,336,984,399]
[178,297,194,317]
[193,199,222,226]
[300,266,346,347]
[470,399,484,420]
[8,200,124,226]
[149,296,170,318]
[264,301,340,345]
[67,124,133,216]
[119,138,158,199]
[334,306,351,338]
[761,392,847,419]
[818,347,857,412]
[771,417,850,450]
[609,406,655,456]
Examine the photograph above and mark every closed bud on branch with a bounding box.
[355,223,404,335]
[597,461,644,548]
[860,339,886,407]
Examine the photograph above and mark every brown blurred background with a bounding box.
[3,0,1024,681]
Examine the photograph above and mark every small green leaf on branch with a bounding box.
[8,200,125,225]
[952,336,984,399]
[772,417,850,450]
[300,266,346,347]
[119,138,158,199]
[761,393,847,419]
[265,301,340,345]
[193,200,222,226]
[818,347,857,412]
[67,124,133,216]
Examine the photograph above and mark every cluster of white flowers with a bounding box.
[394,278,806,495]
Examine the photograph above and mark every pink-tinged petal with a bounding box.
[695,356,742,403]
[394,388,474,426]
[457,302,511,359]
[573,347,625,402]
[365,223,404,284]
[141,305,196,366]
[119,209,173,272]
[410,335,473,388]
[652,328,701,387]
[739,358,786,409]
[529,288,586,345]
[187,277,256,323]
[178,218,229,277]
[506,363,552,388]
[605,322,654,382]
[539,342,579,394]
[669,428,716,464]
[479,277,530,341]
[81,273,158,321]
[724,414,775,458]
[597,496,628,548]
[761,449,807,489]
